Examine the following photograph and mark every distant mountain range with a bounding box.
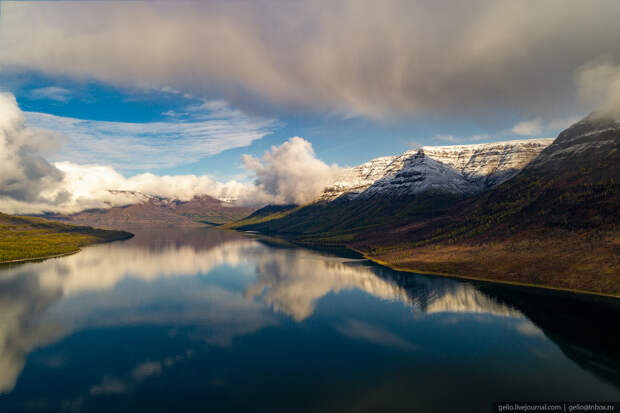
[229,114,620,295]
[45,192,256,230]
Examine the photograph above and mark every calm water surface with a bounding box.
[0,227,618,412]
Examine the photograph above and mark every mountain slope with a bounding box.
[231,138,553,240]
[0,213,132,263]
[231,116,619,294]
[359,152,477,198]
[354,114,620,295]
[47,192,257,230]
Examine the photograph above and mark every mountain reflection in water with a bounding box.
[0,227,618,411]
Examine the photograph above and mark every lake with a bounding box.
[0,227,618,412]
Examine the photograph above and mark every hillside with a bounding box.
[47,192,257,230]
[0,213,132,263]
[353,114,620,295]
[230,116,620,295]
[229,138,553,240]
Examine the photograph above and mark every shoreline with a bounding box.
[0,249,81,265]
[352,247,620,300]
[0,232,134,266]
[237,232,619,299]
[236,230,619,298]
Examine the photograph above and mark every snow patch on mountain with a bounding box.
[321,139,554,201]
[360,152,477,198]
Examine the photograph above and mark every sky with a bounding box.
[1,0,620,213]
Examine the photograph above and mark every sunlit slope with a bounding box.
[225,204,301,230]
[0,213,132,263]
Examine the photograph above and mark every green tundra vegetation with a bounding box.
[0,213,133,263]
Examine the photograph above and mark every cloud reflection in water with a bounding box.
[0,228,523,393]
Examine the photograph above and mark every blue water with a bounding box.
[0,227,618,412]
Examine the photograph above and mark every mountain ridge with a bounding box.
[45,191,257,230]
[321,138,553,201]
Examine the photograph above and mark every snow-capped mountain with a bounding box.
[321,139,554,200]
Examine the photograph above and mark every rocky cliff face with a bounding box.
[320,139,554,200]
[421,139,555,189]
[360,152,476,198]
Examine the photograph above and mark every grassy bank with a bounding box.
[0,213,133,263]
[353,228,620,297]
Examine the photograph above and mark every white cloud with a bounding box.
[432,116,580,144]
[241,137,344,205]
[509,117,582,137]
[0,160,254,215]
[510,119,543,136]
[28,86,71,102]
[54,162,252,211]
[25,101,277,170]
[0,92,68,207]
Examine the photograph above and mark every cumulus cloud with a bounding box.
[38,138,345,212]
[0,162,253,215]
[54,162,251,212]
[0,92,68,207]
[242,137,344,205]
[2,1,620,118]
